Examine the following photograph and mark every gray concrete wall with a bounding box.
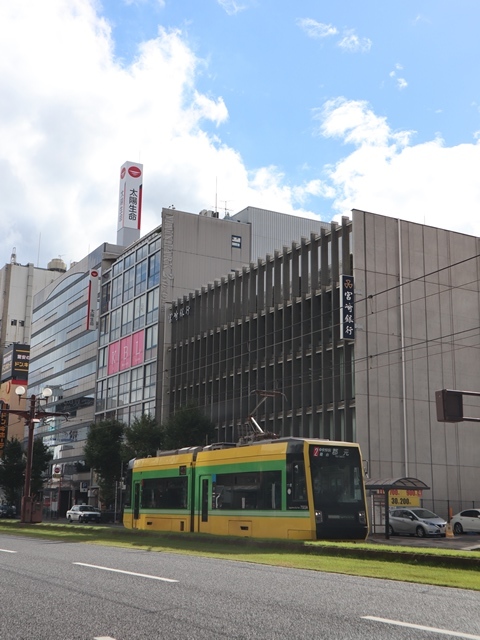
[353,209,480,511]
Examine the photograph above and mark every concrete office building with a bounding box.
[168,210,480,515]
[0,254,64,443]
[94,206,330,431]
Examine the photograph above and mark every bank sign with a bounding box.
[340,275,355,340]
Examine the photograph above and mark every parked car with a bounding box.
[0,504,17,518]
[450,509,480,535]
[388,507,446,538]
[66,505,102,524]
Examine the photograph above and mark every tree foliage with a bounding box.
[123,414,163,460]
[0,438,25,507]
[30,438,53,498]
[84,419,125,507]
[161,405,216,450]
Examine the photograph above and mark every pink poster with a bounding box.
[132,329,144,366]
[107,341,120,375]
[120,335,133,371]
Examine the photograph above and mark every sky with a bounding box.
[1,0,480,268]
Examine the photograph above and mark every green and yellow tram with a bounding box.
[123,437,369,541]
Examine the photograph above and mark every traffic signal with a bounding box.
[435,389,463,422]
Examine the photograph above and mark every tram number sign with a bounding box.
[388,489,422,507]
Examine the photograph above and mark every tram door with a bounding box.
[197,475,211,533]
[132,481,141,529]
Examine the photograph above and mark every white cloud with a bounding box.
[0,0,317,267]
[337,31,372,53]
[217,0,246,16]
[390,63,408,90]
[314,98,480,237]
[296,18,338,38]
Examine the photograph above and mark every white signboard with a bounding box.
[117,161,143,232]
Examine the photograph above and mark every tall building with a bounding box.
[0,254,64,443]
[167,210,480,517]
[28,243,124,515]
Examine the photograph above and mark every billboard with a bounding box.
[1,344,30,382]
[340,275,355,341]
[86,269,100,331]
[0,402,8,458]
[117,161,143,232]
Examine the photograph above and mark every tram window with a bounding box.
[213,471,281,510]
[141,477,188,509]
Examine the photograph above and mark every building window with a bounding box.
[124,252,135,269]
[99,314,110,346]
[231,235,242,249]
[101,281,111,314]
[144,362,156,398]
[111,276,122,308]
[98,346,108,379]
[133,294,146,331]
[136,244,148,261]
[123,267,134,302]
[145,326,158,361]
[121,301,133,336]
[119,371,130,407]
[130,366,143,403]
[106,376,118,409]
[110,308,121,341]
[147,253,160,289]
[96,379,106,412]
[146,288,159,325]
[135,259,147,295]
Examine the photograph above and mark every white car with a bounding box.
[66,505,101,524]
[451,509,480,535]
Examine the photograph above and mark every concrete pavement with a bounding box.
[368,532,480,552]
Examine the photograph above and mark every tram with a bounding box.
[123,437,369,541]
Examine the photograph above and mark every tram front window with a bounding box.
[309,445,364,512]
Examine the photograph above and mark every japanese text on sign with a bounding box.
[340,274,355,340]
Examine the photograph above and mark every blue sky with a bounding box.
[1,1,480,266]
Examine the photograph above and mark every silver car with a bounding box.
[388,507,446,538]
[451,509,480,535]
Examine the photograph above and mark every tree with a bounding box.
[0,438,25,508]
[84,419,125,507]
[161,405,216,450]
[30,438,53,498]
[123,414,163,460]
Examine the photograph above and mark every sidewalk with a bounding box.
[368,532,480,552]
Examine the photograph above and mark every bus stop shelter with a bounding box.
[365,477,431,539]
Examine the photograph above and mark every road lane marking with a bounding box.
[363,616,480,639]
[94,637,117,639]
[73,562,178,582]
[0,548,16,554]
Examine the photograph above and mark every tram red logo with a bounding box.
[120,167,126,179]
[90,270,98,278]
[128,166,142,178]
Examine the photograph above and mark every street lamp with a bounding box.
[1,386,69,523]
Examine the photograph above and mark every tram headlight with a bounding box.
[315,510,323,524]
[358,511,366,524]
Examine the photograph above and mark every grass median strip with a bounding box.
[0,521,478,591]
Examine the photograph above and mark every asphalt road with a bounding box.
[0,534,479,640]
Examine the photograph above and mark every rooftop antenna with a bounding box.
[215,176,218,214]
[37,232,41,267]
[10,247,17,265]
